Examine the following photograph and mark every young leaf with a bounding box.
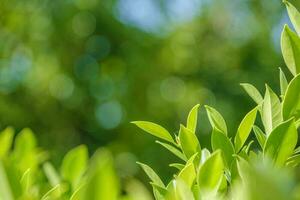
[211,128,235,168]
[177,163,196,188]
[285,1,300,36]
[82,149,119,200]
[197,150,224,191]
[282,74,300,121]
[156,141,186,161]
[174,180,195,200]
[186,104,200,133]
[286,154,300,167]
[264,118,298,166]
[261,85,282,135]
[279,68,289,98]
[281,24,300,76]
[43,162,61,187]
[60,145,88,189]
[253,125,266,149]
[179,125,201,159]
[137,162,165,188]
[0,127,14,158]
[234,107,258,152]
[169,163,185,171]
[240,83,263,104]
[131,121,174,143]
[205,105,227,135]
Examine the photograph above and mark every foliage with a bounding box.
[132,1,300,199]
[0,128,152,200]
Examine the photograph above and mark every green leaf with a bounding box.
[253,125,266,149]
[0,161,13,200]
[132,121,174,143]
[281,24,300,76]
[177,162,196,188]
[156,141,186,161]
[169,163,185,171]
[0,127,14,158]
[82,149,119,200]
[234,107,258,152]
[240,83,263,104]
[285,1,300,36]
[43,162,61,187]
[197,150,224,191]
[264,118,298,166]
[174,180,195,200]
[261,85,282,135]
[179,125,201,159]
[205,105,228,135]
[137,162,165,188]
[211,128,235,168]
[186,104,200,133]
[279,68,289,98]
[60,145,88,189]
[282,74,300,121]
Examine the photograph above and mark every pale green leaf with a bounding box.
[81,149,119,200]
[156,141,186,161]
[264,118,298,166]
[175,180,195,200]
[60,145,88,189]
[261,85,282,135]
[234,107,258,152]
[205,105,227,135]
[282,74,300,121]
[197,150,224,191]
[253,125,266,149]
[43,162,61,187]
[240,83,263,104]
[279,68,289,98]
[132,121,174,143]
[186,104,200,133]
[285,1,300,36]
[211,128,235,168]
[137,162,165,188]
[177,163,196,188]
[169,163,185,171]
[281,24,300,76]
[179,125,201,159]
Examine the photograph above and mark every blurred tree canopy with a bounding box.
[0,0,298,180]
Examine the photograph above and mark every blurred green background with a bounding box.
[0,0,298,182]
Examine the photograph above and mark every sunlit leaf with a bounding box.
[186,104,200,134]
[205,105,227,135]
[240,83,263,104]
[261,85,282,135]
[197,150,224,191]
[264,118,298,166]
[0,161,13,200]
[179,125,201,159]
[282,74,300,121]
[132,121,174,143]
[60,145,88,189]
[156,141,186,161]
[285,1,300,36]
[234,107,258,152]
[137,162,165,188]
[281,24,300,76]
[279,68,289,98]
[253,125,266,149]
[211,128,234,168]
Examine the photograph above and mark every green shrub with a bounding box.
[132,1,300,199]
